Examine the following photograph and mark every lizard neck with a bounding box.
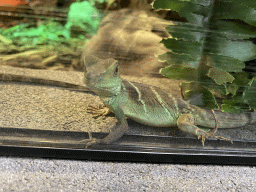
[99,82,127,109]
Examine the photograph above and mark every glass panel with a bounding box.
[0,0,256,161]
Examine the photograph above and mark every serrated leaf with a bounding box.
[160,38,203,68]
[214,20,256,40]
[153,0,212,25]
[160,64,199,81]
[166,23,205,42]
[207,67,234,85]
[208,36,256,61]
[161,38,203,54]
[232,72,250,86]
[207,54,245,72]
[152,0,195,12]
[201,78,228,97]
[232,0,256,9]
[201,86,219,109]
[181,81,202,99]
[158,52,200,68]
[221,100,245,113]
[226,83,239,96]
[215,1,256,27]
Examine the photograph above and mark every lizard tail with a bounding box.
[252,111,256,124]
[192,107,256,128]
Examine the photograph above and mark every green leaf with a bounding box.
[221,100,247,113]
[160,38,203,68]
[181,81,202,99]
[226,83,239,96]
[214,20,256,40]
[152,0,212,25]
[243,77,256,109]
[201,86,219,109]
[158,52,200,69]
[180,81,219,109]
[166,23,205,42]
[232,72,251,86]
[208,36,256,61]
[232,0,256,9]
[207,67,234,85]
[160,64,198,81]
[201,78,228,97]
[161,38,203,54]
[207,54,245,72]
[153,0,195,12]
[226,72,251,96]
[215,1,256,27]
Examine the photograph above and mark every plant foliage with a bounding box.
[153,0,256,112]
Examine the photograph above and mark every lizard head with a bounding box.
[83,55,122,97]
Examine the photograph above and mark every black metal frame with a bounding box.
[0,127,255,165]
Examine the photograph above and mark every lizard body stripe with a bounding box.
[149,86,172,118]
[127,81,147,113]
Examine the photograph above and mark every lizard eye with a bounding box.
[113,66,119,77]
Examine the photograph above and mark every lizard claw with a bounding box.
[87,104,111,117]
[196,128,209,146]
[78,132,103,148]
[78,138,103,148]
[197,130,233,146]
[200,135,206,146]
[211,135,233,144]
[196,128,232,146]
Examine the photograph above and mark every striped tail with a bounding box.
[192,106,256,129]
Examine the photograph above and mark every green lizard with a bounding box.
[82,55,256,146]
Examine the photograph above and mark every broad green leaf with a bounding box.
[201,78,228,97]
[181,81,219,109]
[208,36,256,61]
[227,72,250,96]
[153,0,212,25]
[161,38,203,54]
[230,0,256,9]
[158,52,200,69]
[153,0,195,12]
[207,54,245,72]
[160,64,198,81]
[207,67,234,85]
[201,86,219,109]
[226,83,239,96]
[181,81,202,99]
[232,72,251,86]
[214,20,256,40]
[166,23,205,42]
[215,1,256,27]
[160,39,203,69]
[221,100,247,113]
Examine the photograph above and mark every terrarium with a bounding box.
[0,0,256,164]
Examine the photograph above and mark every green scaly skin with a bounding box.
[83,55,256,146]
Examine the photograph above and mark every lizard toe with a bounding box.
[78,138,103,148]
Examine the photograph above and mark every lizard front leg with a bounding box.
[79,105,128,147]
[177,113,231,146]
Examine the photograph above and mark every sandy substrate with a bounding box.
[0,65,255,141]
